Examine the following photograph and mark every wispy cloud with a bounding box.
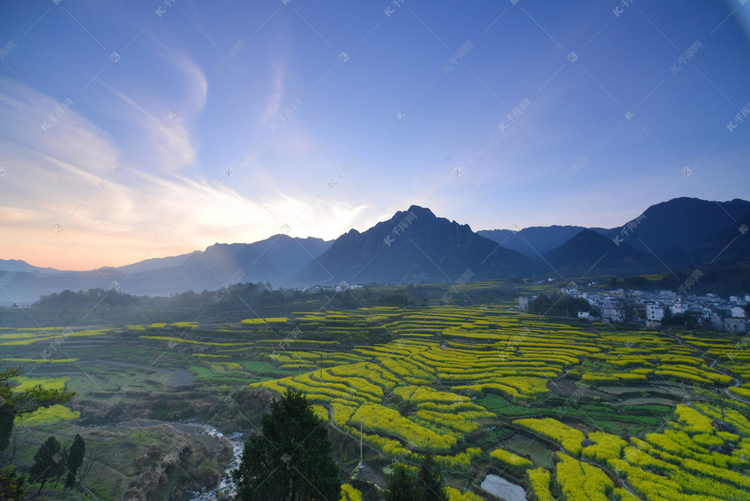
[0,75,369,270]
[258,63,286,127]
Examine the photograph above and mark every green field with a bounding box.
[3,294,750,500]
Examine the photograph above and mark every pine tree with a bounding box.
[384,464,418,501]
[29,436,66,494]
[416,453,448,501]
[233,389,341,500]
[65,434,86,488]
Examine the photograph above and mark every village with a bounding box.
[519,285,749,334]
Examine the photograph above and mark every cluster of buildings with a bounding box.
[519,287,749,333]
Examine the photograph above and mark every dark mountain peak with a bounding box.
[389,204,475,234]
[383,205,438,228]
[549,229,617,256]
[291,205,534,285]
[404,204,436,218]
[609,197,750,258]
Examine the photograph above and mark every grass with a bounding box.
[477,393,539,417]
[5,298,750,500]
[503,435,555,469]
[239,360,301,377]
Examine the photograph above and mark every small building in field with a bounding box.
[518,296,529,311]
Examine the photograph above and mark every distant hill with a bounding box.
[478,226,609,259]
[0,235,331,305]
[0,259,64,274]
[290,205,535,286]
[606,197,750,263]
[2,196,749,305]
[677,213,750,268]
[102,235,333,296]
[112,253,195,274]
[542,229,662,278]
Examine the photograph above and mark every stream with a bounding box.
[185,423,244,501]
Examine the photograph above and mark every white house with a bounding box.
[518,296,529,311]
[600,305,624,323]
[646,302,664,322]
[671,302,688,315]
[724,317,747,334]
[730,306,747,318]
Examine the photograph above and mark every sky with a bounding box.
[1,0,749,271]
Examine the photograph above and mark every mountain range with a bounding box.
[1,197,749,305]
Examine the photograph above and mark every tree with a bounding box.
[64,434,86,488]
[416,453,448,501]
[29,436,66,494]
[528,293,592,318]
[233,389,340,501]
[384,464,417,501]
[0,361,75,451]
[0,465,26,500]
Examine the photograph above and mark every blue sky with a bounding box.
[1,0,749,270]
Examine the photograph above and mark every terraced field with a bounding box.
[4,303,750,500]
